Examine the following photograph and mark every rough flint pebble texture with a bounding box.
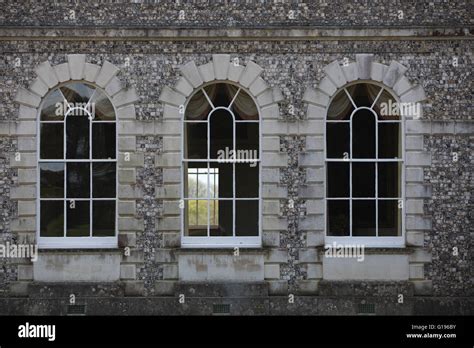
[0,36,472,297]
[0,0,471,27]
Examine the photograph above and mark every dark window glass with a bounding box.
[185,122,207,159]
[66,115,89,159]
[327,89,353,120]
[352,109,375,158]
[378,162,401,198]
[186,89,211,120]
[67,163,90,198]
[236,123,259,155]
[352,162,375,198]
[93,201,115,236]
[327,123,350,158]
[378,123,401,158]
[327,162,349,197]
[327,200,349,236]
[215,163,232,198]
[60,83,95,105]
[92,123,116,159]
[236,163,258,198]
[40,201,64,237]
[89,90,115,120]
[40,124,63,159]
[231,88,258,120]
[210,200,233,236]
[378,200,401,236]
[40,163,64,198]
[210,110,233,159]
[352,200,376,236]
[93,162,116,198]
[66,200,90,236]
[236,200,259,236]
[40,89,65,121]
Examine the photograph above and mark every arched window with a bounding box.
[38,82,117,248]
[183,82,260,247]
[326,82,403,246]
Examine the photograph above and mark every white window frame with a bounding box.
[181,82,262,248]
[325,81,405,248]
[37,82,118,249]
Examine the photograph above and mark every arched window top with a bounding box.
[327,82,400,121]
[186,82,258,121]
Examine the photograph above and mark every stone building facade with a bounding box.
[0,1,472,315]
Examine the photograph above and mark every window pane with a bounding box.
[231,88,258,120]
[40,123,63,159]
[210,109,233,159]
[92,123,116,159]
[352,200,376,236]
[93,162,116,198]
[186,89,211,120]
[93,201,115,236]
[378,162,401,198]
[236,200,258,236]
[40,163,64,198]
[40,89,65,121]
[67,163,90,198]
[236,123,259,157]
[327,123,350,158]
[210,200,233,236]
[236,163,258,198]
[374,89,400,120]
[214,163,232,198]
[60,82,95,105]
[378,122,401,159]
[327,89,353,120]
[327,200,349,236]
[327,162,349,197]
[204,83,230,107]
[40,201,64,237]
[378,200,401,236]
[66,115,89,159]
[352,162,375,198]
[185,200,208,236]
[66,200,90,236]
[185,122,207,159]
[347,83,377,108]
[185,163,209,198]
[89,90,115,121]
[209,199,219,226]
[352,109,375,158]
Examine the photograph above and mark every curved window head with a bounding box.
[183,82,260,247]
[326,83,403,246]
[38,82,117,248]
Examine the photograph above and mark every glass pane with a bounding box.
[40,201,64,237]
[205,83,230,107]
[236,123,259,158]
[185,122,207,159]
[66,115,89,159]
[93,201,115,236]
[185,162,208,198]
[236,163,258,198]
[40,123,63,159]
[378,123,401,159]
[327,162,349,197]
[186,89,211,120]
[327,89,353,120]
[185,200,208,236]
[236,200,258,236]
[210,109,233,159]
[378,162,401,198]
[209,199,219,226]
[66,200,90,236]
[210,200,233,236]
[89,90,115,120]
[231,88,258,120]
[374,89,400,120]
[347,83,376,107]
[352,200,376,236]
[327,123,350,158]
[67,163,90,198]
[40,163,64,198]
[352,162,375,198]
[93,162,116,198]
[378,200,401,236]
[40,89,66,121]
[352,109,376,158]
[327,200,349,236]
[215,163,232,198]
[92,123,116,159]
[60,82,95,105]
